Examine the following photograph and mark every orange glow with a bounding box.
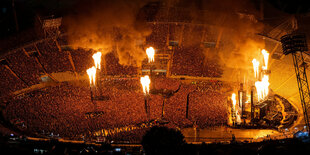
[140,75,151,95]
[87,66,96,86]
[252,58,260,79]
[261,49,269,70]
[232,93,237,118]
[146,47,155,63]
[92,52,102,69]
[232,93,236,107]
[255,75,269,101]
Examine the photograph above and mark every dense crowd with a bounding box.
[36,40,72,73]
[68,47,93,73]
[104,52,138,76]
[0,65,27,100]
[3,78,228,142]
[5,49,42,85]
[171,46,223,77]
[146,23,168,48]
[0,23,226,142]
[0,22,225,99]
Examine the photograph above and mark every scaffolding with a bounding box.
[281,33,309,132]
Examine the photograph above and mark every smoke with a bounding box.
[64,0,265,70]
[181,0,265,70]
[63,0,152,66]
[217,17,264,71]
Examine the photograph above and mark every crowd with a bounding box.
[63,47,139,76]
[2,77,228,142]
[171,46,223,77]
[0,21,224,99]
[104,52,138,76]
[0,23,226,143]
[68,47,93,73]
[35,40,72,73]
[0,65,27,100]
[146,23,168,48]
[5,49,42,85]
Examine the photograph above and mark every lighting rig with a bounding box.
[281,33,309,132]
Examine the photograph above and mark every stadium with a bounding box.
[1,0,310,154]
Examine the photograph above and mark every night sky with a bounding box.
[0,0,309,41]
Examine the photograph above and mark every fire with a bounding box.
[140,75,151,95]
[261,49,269,70]
[92,52,102,69]
[232,93,236,107]
[252,58,260,78]
[255,75,270,101]
[146,47,155,63]
[253,49,270,101]
[87,66,96,86]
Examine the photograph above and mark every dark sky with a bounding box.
[0,0,309,38]
[266,0,310,14]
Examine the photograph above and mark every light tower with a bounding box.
[281,33,309,132]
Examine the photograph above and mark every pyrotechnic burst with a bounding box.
[140,75,151,95]
[92,52,102,69]
[252,58,259,79]
[261,49,269,70]
[146,47,155,63]
[255,75,270,101]
[232,93,236,108]
[253,49,270,101]
[87,66,97,86]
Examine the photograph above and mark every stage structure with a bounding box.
[238,83,247,123]
[250,86,255,123]
[281,33,309,132]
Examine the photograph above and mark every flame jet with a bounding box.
[252,58,260,79]
[255,75,270,101]
[261,49,269,70]
[140,75,151,95]
[232,93,237,108]
[92,52,102,69]
[87,66,97,86]
[146,47,155,63]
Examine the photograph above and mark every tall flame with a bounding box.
[92,52,102,69]
[232,93,236,107]
[140,75,151,95]
[87,66,96,86]
[146,47,155,63]
[255,75,270,101]
[261,49,269,70]
[252,58,260,78]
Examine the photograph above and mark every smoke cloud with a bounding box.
[153,0,264,70]
[194,0,265,70]
[64,0,265,71]
[63,0,152,66]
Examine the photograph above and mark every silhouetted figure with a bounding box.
[231,134,236,143]
[141,126,185,155]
